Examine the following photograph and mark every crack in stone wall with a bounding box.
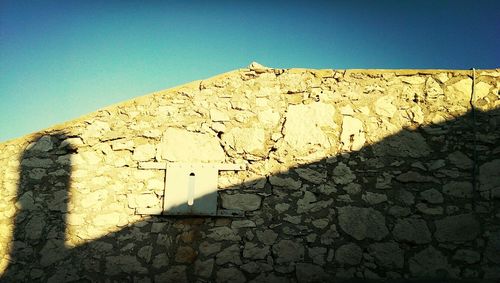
[0,64,499,282]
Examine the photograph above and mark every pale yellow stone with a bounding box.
[406,105,424,124]
[146,179,164,194]
[211,122,226,133]
[474,81,491,100]
[222,127,267,157]
[67,213,85,226]
[132,144,156,161]
[255,98,268,107]
[143,129,162,138]
[81,190,108,208]
[93,212,121,226]
[257,86,280,97]
[313,69,335,78]
[401,76,426,85]
[210,109,230,122]
[82,120,111,141]
[248,61,267,70]
[127,194,160,209]
[279,72,310,93]
[340,105,354,116]
[446,78,472,102]
[257,109,280,127]
[157,128,225,162]
[340,116,365,151]
[435,73,449,83]
[74,150,102,165]
[425,77,444,99]
[271,132,282,141]
[359,106,370,115]
[375,96,397,118]
[0,258,8,275]
[283,102,336,151]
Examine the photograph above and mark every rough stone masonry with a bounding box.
[0,63,499,282]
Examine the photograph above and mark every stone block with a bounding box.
[157,128,225,162]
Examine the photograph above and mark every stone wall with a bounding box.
[0,63,499,282]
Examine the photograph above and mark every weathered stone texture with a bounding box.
[372,131,431,158]
[393,218,432,244]
[222,127,268,158]
[282,102,336,154]
[295,263,329,283]
[368,242,404,269]
[338,206,388,240]
[434,214,480,243]
[409,246,458,278]
[335,243,362,265]
[0,65,498,282]
[341,115,365,151]
[485,230,500,264]
[155,266,188,283]
[272,239,304,264]
[221,193,262,211]
[157,127,225,162]
[479,159,500,198]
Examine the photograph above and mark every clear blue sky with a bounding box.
[1,0,499,142]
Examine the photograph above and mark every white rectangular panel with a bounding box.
[163,163,219,216]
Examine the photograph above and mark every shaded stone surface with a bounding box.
[194,258,214,278]
[420,188,444,204]
[216,267,246,283]
[447,151,473,169]
[175,246,197,263]
[372,131,431,158]
[393,218,432,244]
[295,168,327,184]
[216,244,241,265]
[338,206,388,240]
[335,243,362,265]
[250,273,288,283]
[332,163,356,185]
[243,242,269,259]
[207,227,241,241]
[105,255,147,276]
[479,159,500,198]
[154,266,188,283]
[256,230,278,245]
[434,214,480,243]
[368,242,404,269]
[452,249,481,264]
[221,193,262,211]
[485,230,500,264]
[272,240,304,264]
[296,263,329,283]
[442,181,473,198]
[409,247,458,278]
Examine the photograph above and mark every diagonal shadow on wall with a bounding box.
[1,107,499,282]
